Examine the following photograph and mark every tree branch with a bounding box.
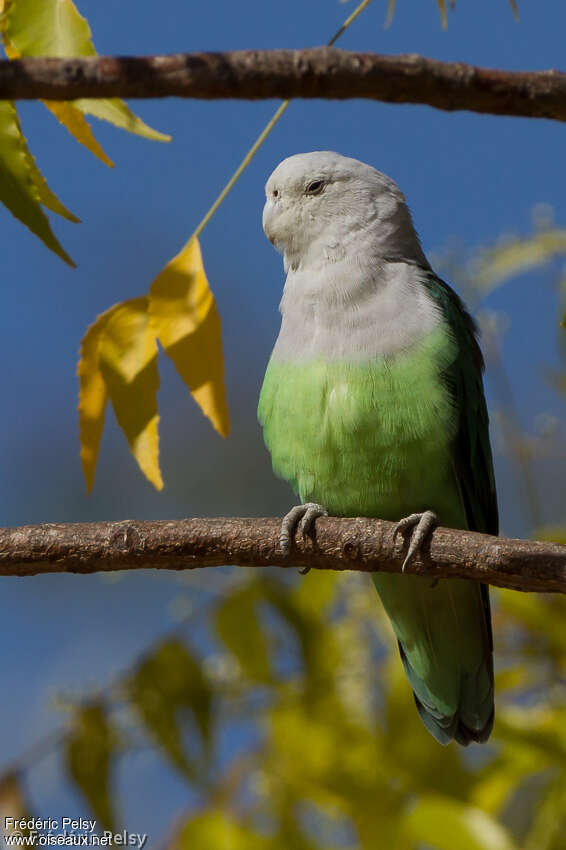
[0,517,565,593]
[0,48,565,121]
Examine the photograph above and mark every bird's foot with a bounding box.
[393,510,437,572]
[280,502,329,574]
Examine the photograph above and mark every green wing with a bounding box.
[423,273,499,537]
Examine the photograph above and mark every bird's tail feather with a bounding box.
[372,573,494,746]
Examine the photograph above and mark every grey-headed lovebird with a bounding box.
[258,151,496,745]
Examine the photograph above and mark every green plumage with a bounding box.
[259,274,496,745]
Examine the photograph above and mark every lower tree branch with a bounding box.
[0,517,564,593]
[0,48,565,122]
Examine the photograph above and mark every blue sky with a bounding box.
[1,0,566,838]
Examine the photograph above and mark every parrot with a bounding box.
[258,151,497,745]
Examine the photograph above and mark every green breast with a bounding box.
[258,327,466,527]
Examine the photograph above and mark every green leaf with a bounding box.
[22,143,79,222]
[403,795,518,850]
[128,639,213,780]
[2,0,169,147]
[215,582,272,683]
[0,100,74,265]
[2,0,95,56]
[65,703,117,831]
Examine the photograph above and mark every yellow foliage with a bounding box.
[98,297,163,491]
[148,237,230,438]
[78,298,162,491]
[473,229,566,292]
[77,306,116,493]
[1,0,169,164]
[402,795,518,850]
[179,811,271,850]
[78,238,229,490]
[43,102,114,168]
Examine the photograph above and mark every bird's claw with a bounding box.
[393,510,437,572]
[280,503,329,573]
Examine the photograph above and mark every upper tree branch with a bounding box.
[0,48,565,122]
[1,517,565,593]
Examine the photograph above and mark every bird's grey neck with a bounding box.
[282,211,429,275]
[272,258,442,363]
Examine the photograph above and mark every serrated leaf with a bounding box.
[216,583,272,683]
[128,639,213,779]
[77,304,122,493]
[74,98,171,143]
[21,134,79,221]
[2,0,169,153]
[43,102,114,168]
[97,296,163,490]
[2,0,95,56]
[403,795,518,850]
[148,237,230,438]
[65,703,117,831]
[0,100,74,265]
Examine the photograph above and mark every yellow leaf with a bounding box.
[403,795,518,850]
[436,0,448,28]
[98,297,163,490]
[74,98,171,143]
[148,237,230,438]
[473,230,566,291]
[77,305,121,493]
[43,101,114,168]
[179,811,268,850]
[2,0,168,151]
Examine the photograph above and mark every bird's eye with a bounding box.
[305,180,324,196]
[272,188,280,199]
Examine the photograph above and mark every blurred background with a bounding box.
[2,0,566,847]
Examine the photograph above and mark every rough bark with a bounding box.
[0,517,565,593]
[0,49,565,121]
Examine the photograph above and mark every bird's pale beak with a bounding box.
[262,201,278,247]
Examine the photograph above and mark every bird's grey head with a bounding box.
[263,151,428,271]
